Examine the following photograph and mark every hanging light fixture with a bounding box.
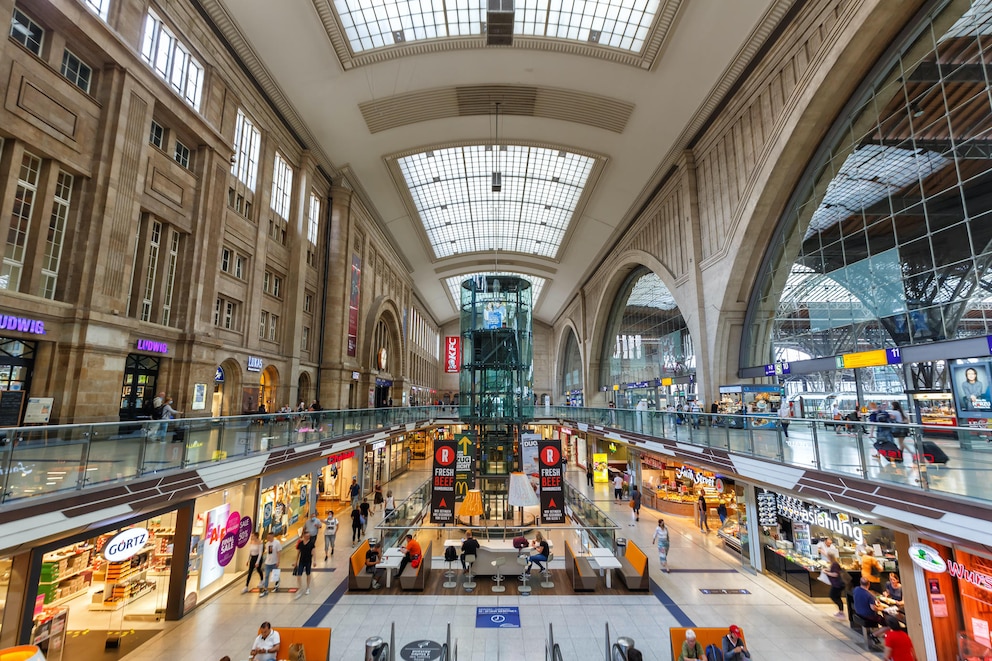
[492,102,502,192]
[507,472,539,525]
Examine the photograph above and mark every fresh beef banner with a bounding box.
[538,438,565,524]
[431,439,457,524]
[454,432,476,502]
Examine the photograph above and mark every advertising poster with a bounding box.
[521,433,541,491]
[445,336,461,373]
[430,439,457,524]
[593,453,609,483]
[347,254,362,357]
[950,361,992,418]
[454,432,475,502]
[191,383,207,410]
[200,503,231,590]
[538,439,564,524]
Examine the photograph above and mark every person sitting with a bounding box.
[722,625,750,661]
[677,629,704,661]
[853,577,890,643]
[883,574,904,605]
[397,534,422,576]
[365,539,385,589]
[461,530,481,571]
[525,536,550,575]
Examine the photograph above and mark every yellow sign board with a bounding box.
[661,378,673,386]
[593,453,610,483]
[842,349,888,369]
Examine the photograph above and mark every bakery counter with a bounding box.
[762,546,833,600]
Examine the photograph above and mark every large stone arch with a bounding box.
[362,295,404,377]
[585,250,699,404]
[553,318,583,405]
[703,1,926,388]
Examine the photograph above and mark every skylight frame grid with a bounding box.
[333,0,658,54]
[444,272,546,306]
[398,144,594,259]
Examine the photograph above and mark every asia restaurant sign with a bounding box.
[775,494,864,544]
[445,336,461,373]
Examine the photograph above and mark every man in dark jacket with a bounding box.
[630,486,642,521]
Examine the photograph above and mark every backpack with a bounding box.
[444,546,458,562]
[705,644,723,661]
[152,404,164,420]
[875,409,890,424]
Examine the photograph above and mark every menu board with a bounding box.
[0,390,25,427]
[757,491,778,527]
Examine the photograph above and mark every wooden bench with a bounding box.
[274,626,332,661]
[348,539,373,590]
[564,540,598,591]
[669,627,744,661]
[618,540,650,590]
[400,540,432,591]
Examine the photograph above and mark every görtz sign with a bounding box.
[103,528,149,562]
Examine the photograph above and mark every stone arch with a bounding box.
[260,364,280,412]
[362,296,404,377]
[297,371,312,408]
[217,357,242,417]
[554,319,583,405]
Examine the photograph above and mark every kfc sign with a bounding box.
[445,336,461,373]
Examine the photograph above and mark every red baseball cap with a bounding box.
[729,625,742,636]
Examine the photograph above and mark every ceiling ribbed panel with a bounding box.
[360,84,634,134]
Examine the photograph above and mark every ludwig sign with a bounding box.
[103,528,149,562]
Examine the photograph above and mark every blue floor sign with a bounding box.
[476,606,521,628]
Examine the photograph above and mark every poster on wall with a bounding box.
[430,439,456,524]
[445,336,461,373]
[538,439,564,524]
[521,433,541,490]
[973,618,990,647]
[950,360,992,418]
[593,453,609,483]
[192,384,207,410]
[200,503,231,590]
[347,254,362,357]
[576,435,587,469]
[454,432,475,502]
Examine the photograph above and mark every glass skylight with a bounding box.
[445,272,545,306]
[398,145,594,259]
[333,0,660,54]
[625,272,677,310]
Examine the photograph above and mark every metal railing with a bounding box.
[552,405,992,505]
[0,407,440,505]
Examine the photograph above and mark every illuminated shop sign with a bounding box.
[103,528,149,562]
[0,315,46,335]
[136,339,169,354]
[908,543,948,573]
[327,450,355,464]
[775,494,865,544]
[445,336,460,373]
[675,465,716,488]
[247,356,263,372]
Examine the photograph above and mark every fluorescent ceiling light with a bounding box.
[398,145,593,259]
[333,0,660,54]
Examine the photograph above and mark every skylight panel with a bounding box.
[333,0,659,54]
[398,145,593,258]
[445,272,546,305]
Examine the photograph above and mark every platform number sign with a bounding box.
[538,439,564,524]
[430,439,457,524]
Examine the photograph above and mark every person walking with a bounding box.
[359,498,371,535]
[350,504,363,545]
[259,532,282,598]
[890,401,909,454]
[824,557,846,618]
[586,464,594,486]
[613,473,623,502]
[349,477,360,508]
[323,511,338,560]
[383,490,395,520]
[652,519,671,573]
[373,481,384,513]
[293,530,316,597]
[242,531,264,593]
[303,512,322,539]
[630,485,642,521]
[696,494,710,532]
[779,401,793,438]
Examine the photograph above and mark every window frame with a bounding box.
[174,139,191,169]
[10,7,44,56]
[149,121,165,149]
[60,48,93,93]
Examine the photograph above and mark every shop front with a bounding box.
[717,384,783,427]
[360,436,411,497]
[757,489,899,601]
[907,539,992,661]
[319,449,358,503]
[637,456,734,522]
[11,482,257,655]
[119,338,171,421]
[259,465,320,536]
[0,318,49,427]
[593,437,630,483]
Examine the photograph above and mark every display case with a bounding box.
[32,605,67,661]
[762,546,833,599]
[912,392,957,434]
[717,517,742,552]
[90,547,154,611]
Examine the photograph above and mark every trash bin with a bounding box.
[615,636,636,660]
[615,537,627,557]
[365,636,385,661]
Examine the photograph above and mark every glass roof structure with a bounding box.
[333,0,661,54]
[626,270,677,309]
[445,272,545,306]
[398,145,594,259]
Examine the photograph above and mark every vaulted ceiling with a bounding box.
[202,0,793,324]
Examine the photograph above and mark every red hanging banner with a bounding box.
[444,336,461,373]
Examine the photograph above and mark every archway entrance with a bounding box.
[260,365,279,412]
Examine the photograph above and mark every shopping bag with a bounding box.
[817,570,832,585]
[270,567,281,584]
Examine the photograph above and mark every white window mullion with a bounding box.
[40,170,73,299]
[140,220,162,322]
[2,153,42,292]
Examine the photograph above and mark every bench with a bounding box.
[274,626,332,661]
[348,539,373,590]
[400,540,432,591]
[669,627,744,661]
[564,540,598,591]
[618,541,650,590]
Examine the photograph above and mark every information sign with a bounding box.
[476,606,521,628]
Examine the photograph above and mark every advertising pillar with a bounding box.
[538,439,564,524]
[454,432,475,502]
[430,439,456,524]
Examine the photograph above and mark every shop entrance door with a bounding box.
[119,354,160,421]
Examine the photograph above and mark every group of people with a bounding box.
[363,533,422,589]
[676,625,750,661]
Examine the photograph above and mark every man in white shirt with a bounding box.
[816,536,840,563]
[259,532,282,597]
[613,474,623,503]
[250,621,280,661]
[323,511,339,560]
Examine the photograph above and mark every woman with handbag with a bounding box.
[890,401,909,454]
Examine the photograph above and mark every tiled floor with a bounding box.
[126,464,880,661]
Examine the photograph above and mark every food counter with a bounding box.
[762,546,834,599]
[640,487,724,518]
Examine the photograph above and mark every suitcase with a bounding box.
[916,440,949,464]
[873,438,902,462]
